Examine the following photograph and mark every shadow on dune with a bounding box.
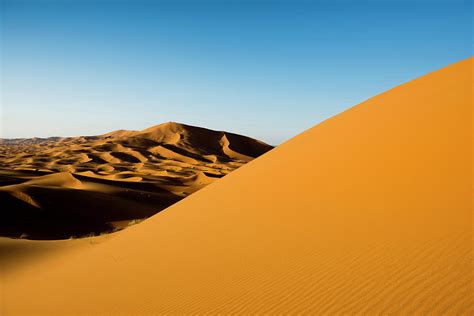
[0,238,60,273]
[0,174,182,240]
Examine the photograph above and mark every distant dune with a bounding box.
[1,58,472,315]
[0,122,273,239]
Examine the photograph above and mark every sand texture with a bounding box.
[0,122,273,239]
[1,58,473,315]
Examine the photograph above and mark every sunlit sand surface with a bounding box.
[1,58,472,315]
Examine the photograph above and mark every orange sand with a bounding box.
[1,58,472,315]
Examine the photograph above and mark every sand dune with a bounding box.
[1,58,472,315]
[0,123,273,239]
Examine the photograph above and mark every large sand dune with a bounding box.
[1,58,472,315]
[0,123,272,239]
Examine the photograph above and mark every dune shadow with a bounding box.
[0,238,64,274]
[0,182,181,240]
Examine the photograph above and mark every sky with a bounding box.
[0,0,472,144]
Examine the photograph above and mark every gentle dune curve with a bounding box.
[1,58,473,314]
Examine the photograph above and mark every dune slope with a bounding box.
[2,58,473,315]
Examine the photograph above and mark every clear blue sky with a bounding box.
[1,0,472,144]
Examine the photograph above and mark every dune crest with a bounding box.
[1,58,472,315]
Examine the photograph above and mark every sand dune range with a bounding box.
[1,58,473,315]
[0,122,273,239]
[0,121,271,177]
